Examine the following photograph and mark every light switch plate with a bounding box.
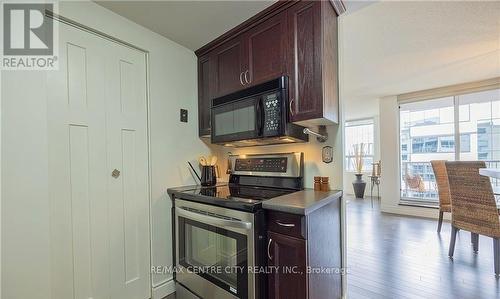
[322,146,333,163]
[180,109,188,122]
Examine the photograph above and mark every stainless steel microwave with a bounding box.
[211,76,308,147]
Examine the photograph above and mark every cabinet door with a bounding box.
[287,1,322,122]
[268,231,307,299]
[198,55,212,136]
[245,11,287,86]
[212,37,245,97]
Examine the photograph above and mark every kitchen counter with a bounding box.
[263,189,343,215]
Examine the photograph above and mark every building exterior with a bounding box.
[399,89,500,203]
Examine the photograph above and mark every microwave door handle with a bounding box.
[175,207,252,230]
[256,98,264,136]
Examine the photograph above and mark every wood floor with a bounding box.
[165,195,499,299]
[346,195,500,299]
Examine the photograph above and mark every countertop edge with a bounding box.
[262,189,343,215]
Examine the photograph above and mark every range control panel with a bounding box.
[235,157,288,173]
[263,92,281,134]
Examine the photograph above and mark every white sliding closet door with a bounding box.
[104,30,150,299]
[46,21,150,299]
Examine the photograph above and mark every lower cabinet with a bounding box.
[267,231,307,299]
[266,199,342,299]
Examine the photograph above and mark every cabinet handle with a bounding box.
[267,238,273,261]
[289,98,295,116]
[239,72,245,86]
[244,70,250,84]
[276,220,295,228]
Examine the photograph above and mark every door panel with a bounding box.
[212,37,245,97]
[246,11,287,86]
[47,22,150,299]
[47,24,110,299]
[287,1,322,122]
[105,41,150,299]
[68,124,93,299]
[67,44,88,109]
[268,231,307,299]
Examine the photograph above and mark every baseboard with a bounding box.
[380,204,451,221]
[152,279,175,299]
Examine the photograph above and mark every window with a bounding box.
[412,137,438,153]
[399,88,500,205]
[345,119,375,172]
[439,136,454,152]
[411,134,471,154]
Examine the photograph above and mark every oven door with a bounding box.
[211,96,264,144]
[175,199,255,299]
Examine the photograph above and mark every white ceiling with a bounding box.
[95,1,499,120]
[95,1,275,50]
[341,0,500,117]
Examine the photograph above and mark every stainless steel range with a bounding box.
[168,152,304,299]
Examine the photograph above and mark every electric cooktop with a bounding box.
[168,153,304,212]
[172,184,297,212]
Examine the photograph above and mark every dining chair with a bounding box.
[431,160,451,233]
[446,161,500,276]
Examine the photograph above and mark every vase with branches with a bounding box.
[351,143,367,198]
[352,143,366,174]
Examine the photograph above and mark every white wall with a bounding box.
[342,99,381,195]
[212,124,344,191]
[341,1,499,217]
[1,1,211,298]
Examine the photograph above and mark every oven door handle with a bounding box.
[176,207,252,230]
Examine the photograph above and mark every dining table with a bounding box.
[479,168,500,180]
[479,168,500,207]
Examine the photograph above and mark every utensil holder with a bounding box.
[201,166,217,186]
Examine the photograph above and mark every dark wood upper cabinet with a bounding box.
[268,231,307,299]
[198,55,212,137]
[287,0,339,125]
[211,36,245,98]
[244,11,288,86]
[287,1,322,123]
[195,0,340,136]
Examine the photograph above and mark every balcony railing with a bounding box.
[401,160,500,203]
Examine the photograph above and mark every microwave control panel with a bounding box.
[263,93,281,134]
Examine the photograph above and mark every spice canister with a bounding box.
[320,177,329,191]
[314,176,321,191]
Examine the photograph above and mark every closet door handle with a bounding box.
[239,72,245,86]
[111,169,120,178]
[289,98,295,117]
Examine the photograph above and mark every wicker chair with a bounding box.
[431,160,452,233]
[446,161,500,276]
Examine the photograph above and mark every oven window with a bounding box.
[178,217,248,298]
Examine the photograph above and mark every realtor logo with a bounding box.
[3,3,53,55]
[2,2,58,70]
